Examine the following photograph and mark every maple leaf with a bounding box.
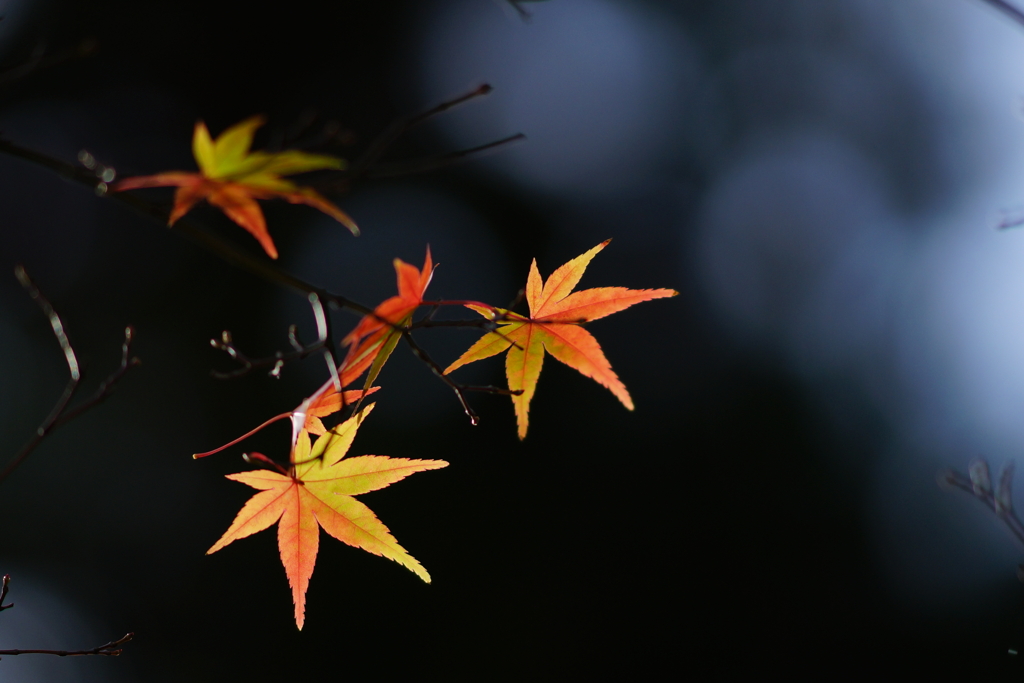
[207,404,447,630]
[299,383,380,436]
[443,240,677,438]
[339,248,435,396]
[112,115,358,259]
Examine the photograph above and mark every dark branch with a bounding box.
[0,633,133,658]
[347,84,494,179]
[213,294,526,425]
[0,91,520,312]
[0,130,528,422]
[399,328,522,426]
[211,293,337,380]
[52,326,139,429]
[401,332,479,424]
[0,575,12,613]
[506,0,550,21]
[0,575,132,658]
[361,133,526,180]
[0,267,139,486]
[941,458,1024,577]
[0,137,330,301]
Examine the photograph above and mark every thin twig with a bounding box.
[0,575,132,658]
[347,84,495,180]
[399,330,522,426]
[0,128,526,421]
[0,633,133,658]
[506,0,549,20]
[0,575,12,612]
[362,133,526,180]
[214,295,525,424]
[941,459,1024,582]
[0,268,139,486]
[401,332,479,424]
[942,463,1024,544]
[0,137,328,301]
[0,89,519,308]
[52,326,139,429]
[211,293,336,379]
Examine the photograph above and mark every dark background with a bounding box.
[3,0,1024,678]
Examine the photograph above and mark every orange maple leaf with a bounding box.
[338,248,435,395]
[299,383,380,437]
[111,115,358,259]
[207,404,447,630]
[444,240,677,438]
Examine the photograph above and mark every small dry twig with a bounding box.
[941,458,1024,578]
[211,293,337,380]
[0,574,133,660]
[0,267,139,486]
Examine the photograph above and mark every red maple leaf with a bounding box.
[337,248,435,395]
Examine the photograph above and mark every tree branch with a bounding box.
[345,84,495,181]
[0,633,133,658]
[0,87,521,309]
[0,575,12,613]
[210,293,337,379]
[0,105,527,423]
[0,267,139,486]
[940,458,1024,577]
[0,574,132,659]
[358,133,526,180]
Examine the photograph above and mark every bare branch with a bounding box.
[0,575,132,659]
[347,84,495,180]
[399,329,522,427]
[0,575,12,613]
[52,326,139,430]
[210,293,339,380]
[0,633,133,658]
[361,133,526,180]
[940,458,1024,577]
[0,136,330,301]
[0,268,139,486]
[506,0,550,21]
[0,97,520,317]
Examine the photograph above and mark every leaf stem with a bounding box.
[193,412,292,459]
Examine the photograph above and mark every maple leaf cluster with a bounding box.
[125,117,677,629]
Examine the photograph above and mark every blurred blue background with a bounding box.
[4,0,1024,677]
